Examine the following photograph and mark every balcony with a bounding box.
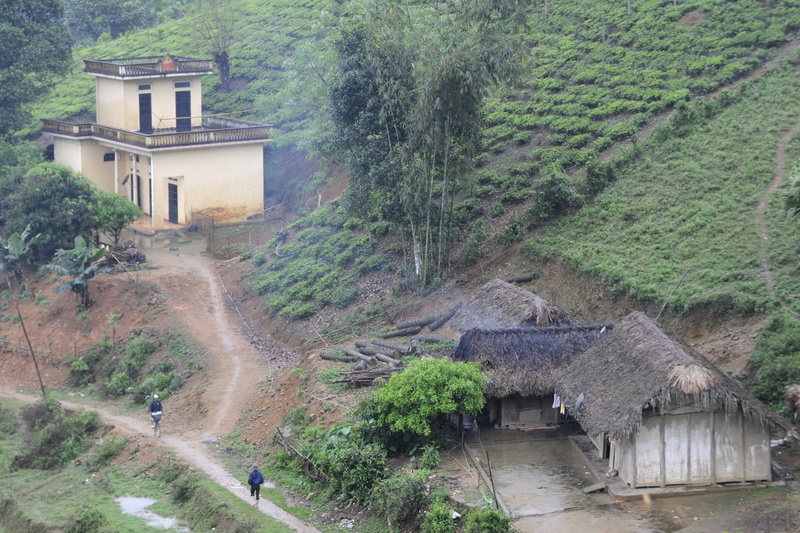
[84,56,214,78]
[41,116,274,150]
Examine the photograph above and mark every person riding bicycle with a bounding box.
[147,394,162,428]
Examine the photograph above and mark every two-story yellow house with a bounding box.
[42,55,273,232]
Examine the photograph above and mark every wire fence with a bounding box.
[192,205,287,260]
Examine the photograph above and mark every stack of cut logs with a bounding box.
[97,241,147,267]
[321,302,462,387]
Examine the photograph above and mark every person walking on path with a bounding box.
[248,466,264,507]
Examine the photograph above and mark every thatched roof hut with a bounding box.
[556,312,792,441]
[448,279,572,331]
[454,324,613,398]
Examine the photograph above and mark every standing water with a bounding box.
[116,496,190,531]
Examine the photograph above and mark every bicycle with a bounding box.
[151,411,162,438]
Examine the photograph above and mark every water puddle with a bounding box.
[116,496,190,531]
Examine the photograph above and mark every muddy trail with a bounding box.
[0,232,318,533]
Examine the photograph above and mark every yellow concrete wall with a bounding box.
[95,75,204,132]
[150,143,264,229]
[96,78,126,129]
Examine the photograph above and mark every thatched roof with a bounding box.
[556,312,794,441]
[448,279,572,331]
[454,324,612,397]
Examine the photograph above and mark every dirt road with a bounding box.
[0,232,319,533]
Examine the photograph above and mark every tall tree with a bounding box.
[191,0,236,91]
[0,0,72,135]
[64,0,154,42]
[0,163,99,261]
[330,0,527,286]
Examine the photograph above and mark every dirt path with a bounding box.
[0,234,318,532]
[0,387,320,533]
[757,124,800,300]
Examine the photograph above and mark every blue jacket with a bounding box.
[148,400,162,413]
[248,469,264,485]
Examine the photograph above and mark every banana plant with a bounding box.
[0,224,40,293]
[47,236,109,309]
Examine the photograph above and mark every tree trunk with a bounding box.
[215,51,231,92]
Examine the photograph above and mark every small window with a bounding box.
[103,152,115,162]
[138,84,151,90]
[174,81,190,88]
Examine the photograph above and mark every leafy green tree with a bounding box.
[0,224,40,291]
[0,0,72,135]
[63,0,154,42]
[47,236,108,309]
[93,191,143,245]
[372,358,485,438]
[0,163,99,261]
[328,0,526,286]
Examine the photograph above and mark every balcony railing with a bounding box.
[84,56,214,78]
[41,116,274,149]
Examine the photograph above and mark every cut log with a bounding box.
[333,368,402,387]
[357,344,399,359]
[502,274,535,284]
[396,314,439,330]
[428,302,463,332]
[410,338,423,354]
[370,339,413,354]
[342,348,373,363]
[412,336,455,345]
[377,326,421,339]
[373,352,401,366]
[320,351,357,363]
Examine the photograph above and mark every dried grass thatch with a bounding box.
[448,279,572,331]
[556,312,793,441]
[454,324,612,397]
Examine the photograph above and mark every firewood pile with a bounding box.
[319,303,461,388]
[97,241,147,267]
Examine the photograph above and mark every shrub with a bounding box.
[64,505,108,533]
[16,399,100,469]
[0,406,17,435]
[372,359,485,440]
[421,446,440,470]
[372,471,428,526]
[421,500,455,533]
[253,252,267,267]
[87,438,127,472]
[464,508,512,533]
[529,165,580,224]
[747,310,800,414]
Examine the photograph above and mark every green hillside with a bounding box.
[21,0,800,405]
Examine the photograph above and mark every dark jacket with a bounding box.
[248,469,264,486]
[148,399,162,413]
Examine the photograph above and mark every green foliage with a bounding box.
[371,470,428,527]
[421,500,455,533]
[0,164,99,261]
[92,191,143,245]
[282,406,312,428]
[372,358,485,438]
[747,311,800,414]
[464,508,512,533]
[87,438,127,472]
[15,398,100,469]
[529,165,580,224]
[0,406,18,435]
[48,236,109,309]
[0,0,72,135]
[64,505,109,533]
[420,446,440,470]
[782,164,800,220]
